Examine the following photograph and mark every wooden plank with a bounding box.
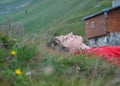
[107,8,120,32]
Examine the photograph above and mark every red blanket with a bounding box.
[75,46,120,66]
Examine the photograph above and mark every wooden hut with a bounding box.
[83,5,120,47]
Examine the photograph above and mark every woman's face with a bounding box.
[54,33,90,53]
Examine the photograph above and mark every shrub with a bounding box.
[0,33,15,49]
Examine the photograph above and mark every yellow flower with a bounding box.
[15,68,22,75]
[11,50,16,56]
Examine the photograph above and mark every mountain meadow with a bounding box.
[0,0,120,86]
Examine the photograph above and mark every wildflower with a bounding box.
[15,68,22,75]
[11,50,16,56]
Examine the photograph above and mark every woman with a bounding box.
[48,32,120,66]
[48,32,90,53]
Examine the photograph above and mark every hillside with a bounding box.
[0,0,112,36]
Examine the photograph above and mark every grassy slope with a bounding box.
[0,0,112,37]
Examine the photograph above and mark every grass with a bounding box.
[0,0,112,35]
[0,31,119,86]
[0,0,16,4]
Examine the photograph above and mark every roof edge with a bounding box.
[82,5,120,20]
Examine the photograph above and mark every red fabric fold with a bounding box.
[75,46,120,66]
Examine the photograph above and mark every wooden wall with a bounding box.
[107,7,120,32]
[85,14,107,39]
